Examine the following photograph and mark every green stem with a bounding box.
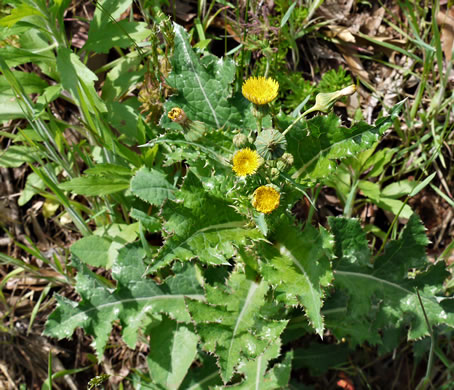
[307,185,321,224]
[256,115,263,134]
[252,105,264,134]
[343,175,359,218]
[281,110,310,137]
[375,197,409,258]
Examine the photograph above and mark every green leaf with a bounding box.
[130,208,161,233]
[187,270,287,384]
[44,245,204,359]
[381,179,417,198]
[0,145,41,168]
[374,214,429,275]
[0,46,54,68]
[0,4,43,27]
[0,72,48,120]
[101,54,144,101]
[363,147,397,178]
[409,171,437,197]
[56,47,106,113]
[83,163,133,177]
[147,131,233,167]
[18,171,46,206]
[130,166,177,206]
[147,316,198,390]
[261,223,334,336]
[228,340,293,389]
[329,215,454,344]
[0,25,29,41]
[285,101,405,181]
[84,19,150,54]
[84,0,149,54]
[70,236,112,268]
[328,217,370,267]
[94,223,139,244]
[292,343,349,375]
[106,99,145,143]
[36,84,63,106]
[153,170,262,271]
[179,353,222,390]
[359,180,414,219]
[161,23,256,130]
[376,197,413,219]
[60,175,130,196]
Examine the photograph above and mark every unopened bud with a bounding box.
[168,107,188,124]
[281,152,294,167]
[303,84,357,116]
[270,167,280,180]
[233,133,248,148]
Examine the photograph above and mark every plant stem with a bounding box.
[281,110,309,137]
[344,175,359,218]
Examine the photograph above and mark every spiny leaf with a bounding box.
[328,215,454,344]
[152,170,262,271]
[130,166,176,206]
[160,23,256,130]
[227,339,293,389]
[186,270,287,384]
[44,244,204,359]
[329,217,371,267]
[261,222,334,336]
[145,130,233,167]
[284,100,405,181]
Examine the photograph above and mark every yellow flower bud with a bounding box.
[168,107,188,124]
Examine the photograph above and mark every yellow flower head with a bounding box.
[242,76,279,105]
[252,186,280,214]
[232,148,260,177]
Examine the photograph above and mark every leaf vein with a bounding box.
[175,26,220,128]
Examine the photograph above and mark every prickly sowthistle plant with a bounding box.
[43,23,454,389]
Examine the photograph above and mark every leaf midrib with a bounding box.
[291,125,381,179]
[159,221,252,263]
[334,270,436,306]
[226,281,260,377]
[175,25,220,128]
[53,294,205,331]
[277,242,320,331]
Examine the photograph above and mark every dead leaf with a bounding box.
[437,9,454,63]
[174,0,196,22]
[325,25,356,43]
[337,43,370,81]
[362,7,385,36]
[317,0,354,21]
